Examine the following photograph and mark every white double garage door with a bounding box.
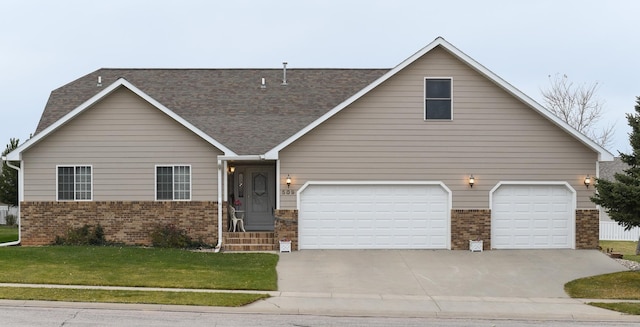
[298,182,575,250]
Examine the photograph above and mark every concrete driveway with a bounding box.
[276,250,627,298]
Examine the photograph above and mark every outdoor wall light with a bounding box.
[469,174,475,188]
[584,175,591,188]
[228,166,235,174]
[286,175,292,188]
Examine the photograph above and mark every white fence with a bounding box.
[0,206,18,225]
[600,221,640,241]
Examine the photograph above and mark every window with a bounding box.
[57,166,92,201]
[425,78,452,120]
[156,165,191,200]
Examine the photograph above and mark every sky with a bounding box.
[1,0,638,156]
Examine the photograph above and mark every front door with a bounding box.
[244,166,275,230]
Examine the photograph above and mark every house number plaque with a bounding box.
[281,189,296,195]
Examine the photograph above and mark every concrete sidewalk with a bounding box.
[244,291,640,321]
[0,288,639,322]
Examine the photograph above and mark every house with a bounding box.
[598,157,628,222]
[4,37,613,251]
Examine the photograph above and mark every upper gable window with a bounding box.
[156,165,191,201]
[57,165,92,201]
[425,78,452,120]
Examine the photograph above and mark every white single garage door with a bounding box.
[298,183,450,249]
[491,184,574,249]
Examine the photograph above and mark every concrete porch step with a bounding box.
[223,232,277,251]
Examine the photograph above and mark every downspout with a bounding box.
[0,156,20,247]
[214,158,223,252]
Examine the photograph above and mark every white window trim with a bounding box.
[154,164,192,201]
[424,77,453,121]
[55,165,93,202]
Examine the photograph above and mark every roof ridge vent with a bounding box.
[281,62,288,86]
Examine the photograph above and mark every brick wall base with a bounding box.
[576,209,599,249]
[451,209,491,250]
[274,209,298,251]
[20,201,219,246]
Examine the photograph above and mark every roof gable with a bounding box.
[6,78,237,160]
[265,37,614,161]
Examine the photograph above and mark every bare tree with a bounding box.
[541,74,614,149]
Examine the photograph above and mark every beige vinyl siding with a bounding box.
[280,46,597,209]
[22,87,222,201]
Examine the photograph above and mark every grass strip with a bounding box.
[589,302,640,315]
[0,287,268,307]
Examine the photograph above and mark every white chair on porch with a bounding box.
[228,205,246,232]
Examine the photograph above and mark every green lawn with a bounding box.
[0,226,18,243]
[565,271,640,300]
[0,246,277,306]
[0,246,278,290]
[600,240,640,262]
[564,240,640,315]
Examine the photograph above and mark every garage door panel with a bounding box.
[552,204,570,212]
[412,219,429,228]
[553,235,569,244]
[492,184,573,249]
[533,220,548,228]
[300,184,449,249]
[533,204,550,212]
[553,220,568,229]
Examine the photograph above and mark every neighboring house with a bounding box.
[598,157,628,222]
[4,37,613,251]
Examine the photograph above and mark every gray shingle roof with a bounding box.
[38,68,389,154]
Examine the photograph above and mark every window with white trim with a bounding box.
[425,78,452,120]
[156,165,191,200]
[57,165,92,201]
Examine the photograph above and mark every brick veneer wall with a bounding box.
[576,209,599,249]
[274,209,298,251]
[20,201,218,246]
[451,209,491,250]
